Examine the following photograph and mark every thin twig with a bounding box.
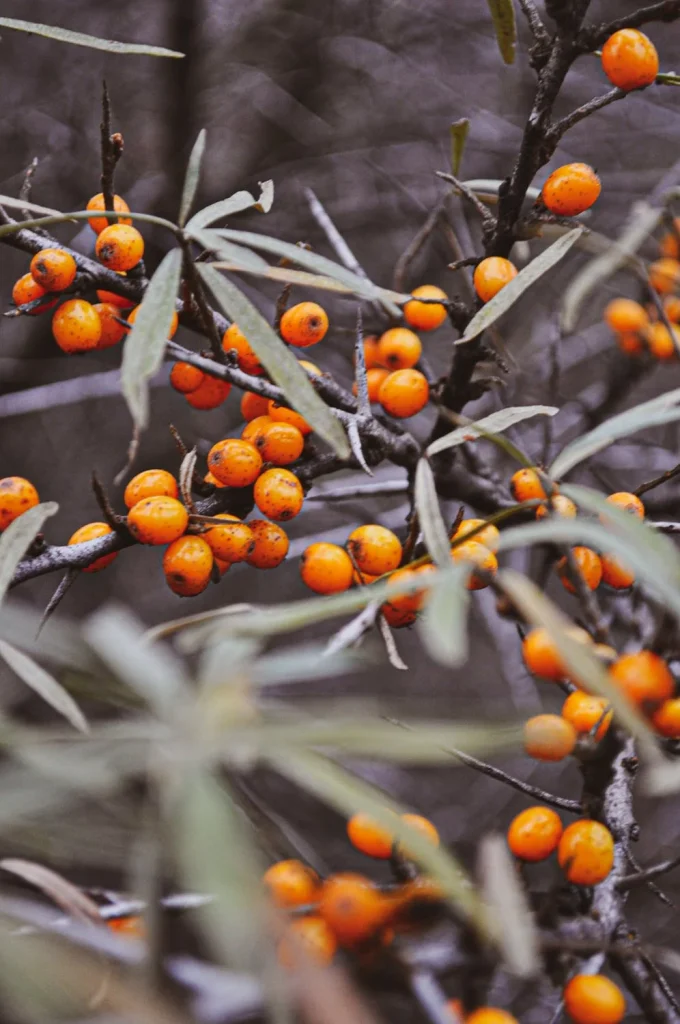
[635,462,680,497]
[304,187,372,283]
[618,853,680,891]
[36,569,80,636]
[393,196,447,293]
[549,88,627,140]
[324,603,380,658]
[435,172,496,233]
[354,307,370,416]
[19,157,39,221]
[100,82,123,214]
[91,471,124,529]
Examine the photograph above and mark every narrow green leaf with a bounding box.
[478,835,539,978]
[426,405,558,457]
[0,195,65,218]
[486,0,517,64]
[178,129,207,227]
[211,260,411,304]
[418,564,472,667]
[0,641,88,734]
[450,119,470,176]
[121,248,182,430]
[143,603,255,646]
[186,182,274,231]
[0,502,58,605]
[199,265,350,458]
[414,460,451,567]
[0,209,178,239]
[0,860,101,922]
[457,228,584,344]
[0,17,185,56]
[188,229,269,271]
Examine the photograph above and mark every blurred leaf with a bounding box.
[415,460,451,567]
[199,265,350,458]
[450,119,470,176]
[0,603,96,673]
[178,129,207,227]
[0,194,66,218]
[186,182,274,231]
[0,208,178,238]
[121,249,182,431]
[188,228,270,270]
[0,859,101,923]
[457,228,584,344]
[427,405,558,457]
[454,179,541,204]
[213,260,412,304]
[0,17,184,56]
[0,640,88,734]
[250,643,370,686]
[478,834,539,978]
[144,602,256,648]
[486,0,516,63]
[0,502,58,605]
[418,564,472,667]
[197,636,261,689]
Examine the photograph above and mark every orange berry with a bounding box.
[242,415,274,446]
[354,367,390,403]
[651,697,680,738]
[300,542,354,594]
[240,391,270,421]
[616,331,644,356]
[450,540,498,590]
[509,467,548,502]
[361,336,385,369]
[541,163,601,217]
[30,248,77,292]
[0,476,39,531]
[521,626,592,682]
[204,470,226,489]
[348,524,402,576]
[452,518,500,552]
[222,324,264,375]
[603,491,645,519]
[127,495,189,545]
[214,556,231,576]
[203,513,254,563]
[67,522,118,572]
[524,714,577,762]
[649,257,680,295]
[377,328,422,370]
[383,566,430,619]
[603,297,648,334]
[378,369,429,418]
[268,401,312,436]
[280,302,329,347]
[253,467,304,521]
[258,422,305,466]
[558,820,615,886]
[600,552,635,590]
[127,304,178,339]
[263,859,319,908]
[95,224,144,272]
[557,547,603,593]
[381,603,417,628]
[507,806,563,862]
[11,273,54,313]
[185,376,231,410]
[52,299,102,353]
[92,302,127,349]
[536,494,578,520]
[473,257,518,302]
[347,813,395,859]
[163,535,213,597]
[664,294,680,322]
[398,813,440,855]
[96,274,135,309]
[467,1010,518,1024]
[562,692,612,742]
[124,469,178,509]
[564,974,625,1024]
[170,361,205,394]
[601,28,659,91]
[278,915,337,968]
[609,650,675,708]
[403,284,448,331]
[86,193,132,235]
[646,321,680,360]
[207,438,263,488]
[108,915,145,939]
[660,221,680,259]
[246,519,289,569]
[318,873,388,946]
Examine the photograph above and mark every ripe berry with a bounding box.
[564,974,625,1024]
[52,299,102,353]
[95,224,144,272]
[646,321,679,359]
[163,535,213,596]
[268,401,312,435]
[126,304,178,339]
[604,491,645,519]
[381,603,417,628]
[354,367,390,403]
[263,860,319,908]
[185,376,231,410]
[204,514,254,563]
[0,476,39,530]
[466,1010,518,1024]
[383,566,432,621]
[242,415,274,445]
[536,494,578,520]
[68,522,118,572]
[377,328,422,370]
[541,164,601,217]
[664,295,680,322]
[616,331,644,356]
[204,471,226,489]
[86,192,132,235]
[507,806,563,862]
[30,248,77,292]
[452,518,500,552]
[522,626,592,681]
[603,298,649,334]
[208,438,263,488]
[258,422,305,466]
[124,470,179,510]
[108,916,145,939]
[397,813,440,855]
[246,519,289,569]
[127,495,189,545]
[403,285,448,331]
[649,257,680,294]
[524,714,577,761]
[278,916,337,968]
[92,302,127,349]
[600,552,635,590]
[557,547,603,593]
[348,524,402,576]
[222,324,264,375]
[170,361,205,394]
[318,873,387,946]
[11,273,54,313]
[280,302,329,347]
[378,369,429,418]
[240,391,270,421]
[347,813,395,859]
[361,336,385,369]
[473,257,518,302]
[557,820,615,886]
[450,540,498,590]
[601,28,659,91]
[510,467,548,503]
[562,692,612,742]
[661,220,680,259]
[301,542,354,594]
[253,468,304,521]
[651,697,680,738]
[609,649,675,708]
[96,273,135,309]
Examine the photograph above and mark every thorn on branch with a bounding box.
[100,81,123,214]
[91,471,124,529]
[353,307,371,416]
[37,569,80,636]
[549,88,627,141]
[435,172,496,237]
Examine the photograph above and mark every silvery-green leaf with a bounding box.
[427,405,558,457]
[0,17,184,56]
[186,182,274,231]
[0,641,88,734]
[0,502,58,605]
[418,564,472,667]
[178,129,207,227]
[478,834,539,978]
[188,229,269,271]
[414,460,450,567]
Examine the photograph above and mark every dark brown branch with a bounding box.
[635,462,680,498]
[516,0,551,49]
[99,81,122,214]
[549,88,627,140]
[618,853,680,891]
[393,197,447,293]
[582,2,680,50]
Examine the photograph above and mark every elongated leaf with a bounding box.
[0,195,65,218]
[0,640,88,734]
[486,0,516,64]
[0,17,184,56]
[450,119,470,176]
[427,405,558,457]
[0,502,58,604]
[199,265,350,458]
[143,603,255,645]
[0,860,101,923]
[414,460,450,567]
[457,228,584,344]
[188,229,269,271]
[178,129,206,227]
[212,260,411,304]
[121,248,182,430]
[0,208,178,239]
[186,182,274,231]
[418,564,472,666]
[478,835,539,978]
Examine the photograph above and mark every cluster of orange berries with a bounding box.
[448,979,624,1024]
[604,238,680,360]
[508,806,614,885]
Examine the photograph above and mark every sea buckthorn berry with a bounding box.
[473,257,518,303]
[280,302,329,347]
[11,273,54,313]
[377,328,422,370]
[240,391,270,421]
[96,273,135,309]
[507,806,563,862]
[347,813,395,859]
[447,1000,464,1022]
[536,494,578,520]
[353,367,390,403]
[222,324,264,376]
[646,321,680,360]
[541,163,601,217]
[403,284,448,331]
[616,331,644,356]
[600,552,635,590]
[91,302,127,349]
[204,471,226,489]
[204,514,254,564]
[466,1009,518,1024]
[86,192,132,235]
[609,650,675,708]
[301,542,354,594]
[603,491,645,519]
[557,547,603,593]
[246,519,289,569]
[170,361,205,394]
[348,524,402,576]
[562,692,612,742]
[68,522,118,572]
[353,567,379,586]
[258,422,305,466]
[30,248,77,292]
[127,495,189,545]
[108,915,145,939]
[603,297,649,334]
[163,535,213,597]
[649,257,680,295]
[450,540,498,590]
[214,556,231,576]
[52,299,102,353]
[664,295,680,322]
[651,698,680,738]
[124,469,178,509]
[242,415,274,445]
[383,566,429,618]
[95,224,144,272]
[208,439,263,488]
[263,859,319,908]
[381,603,417,628]
[361,335,385,369]
[558,820,615,886]
[318,873,387,946]
[253,468,304,521]
[453,518,501,552]
[564,974,625,1024]
[601,28,659,91]
[378,368,429,418]
[398,813,440,855]
[127,304,178,339]
[660,220,680,259]
[268,400,312,435]
[185,376,231,409]
[522,626,592,682]
[510,467,548,503]
[0,477,39,531]
[524,714,577,762]
[278,916,337,968]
